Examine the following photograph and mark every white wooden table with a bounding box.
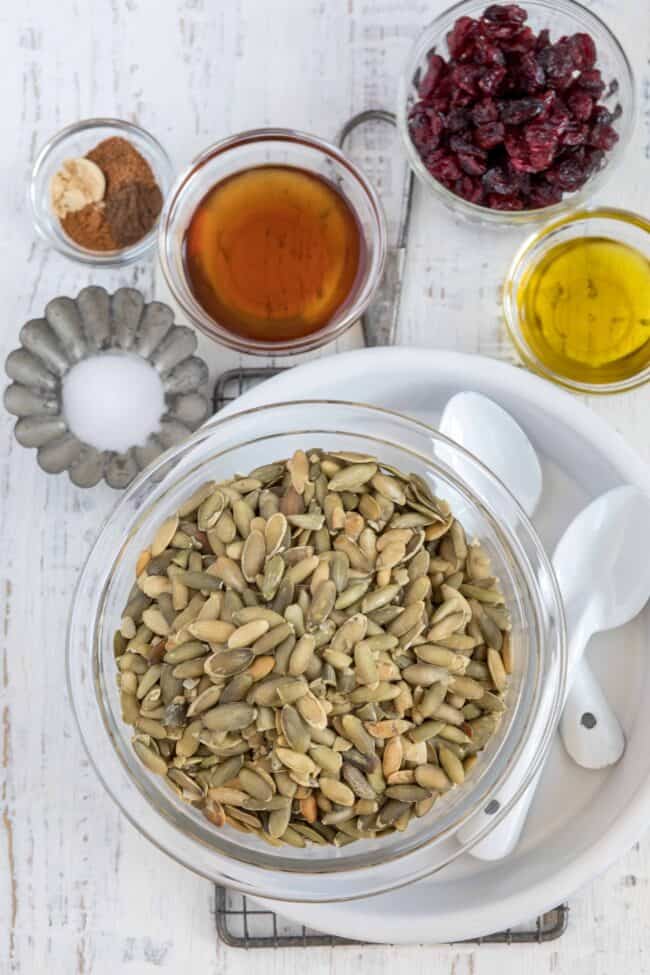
[2,1,649,971]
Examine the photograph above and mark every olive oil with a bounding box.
[517,236,650,386]
[184,166,364,343]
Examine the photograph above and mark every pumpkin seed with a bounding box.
[438,745,465,785]
[202,702,256,731]
[117,448,510,847]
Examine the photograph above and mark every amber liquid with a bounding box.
[184,166,364,342]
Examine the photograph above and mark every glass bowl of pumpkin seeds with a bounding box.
[68,400,565,902]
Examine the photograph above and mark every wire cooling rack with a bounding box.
[211,109,569,952]
[213,367,285,413]
[214,887,569,949]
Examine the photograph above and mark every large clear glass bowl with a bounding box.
[397,0,635,226]
[67,401,565,902]
[158,130,387,356]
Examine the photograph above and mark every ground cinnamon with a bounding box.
[87,136,156,195]
[56,135,163,252]
[61,202,117,251]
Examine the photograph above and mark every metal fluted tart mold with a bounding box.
[4,286,210,489]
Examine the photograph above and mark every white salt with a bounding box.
[62,353,165,453]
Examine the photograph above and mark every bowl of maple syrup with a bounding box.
[159,129,387,355]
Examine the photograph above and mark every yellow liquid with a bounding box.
[517,237,650,385]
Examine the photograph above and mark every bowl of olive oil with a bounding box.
[504,208,650,393]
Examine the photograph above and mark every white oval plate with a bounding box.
[217,348,650,943]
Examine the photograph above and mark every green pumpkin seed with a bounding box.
[202,703,256,731]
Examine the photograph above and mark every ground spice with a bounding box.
[61,202,117,251]
[56,135,163,252]
[87,136,156,194]
[105,181,163,247]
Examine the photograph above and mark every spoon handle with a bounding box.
[560,658,625,769]
[459,627,586,859]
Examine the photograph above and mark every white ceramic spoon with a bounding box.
[456,484,650,860]
[439,391,542,517]
[439,391,624,771]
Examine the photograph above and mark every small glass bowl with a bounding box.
[30,118,173,266]
[503,206,650,393]
[158,129,387,356]
[67,401,565,902]
[397,0,635,226]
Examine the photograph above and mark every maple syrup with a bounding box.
[184,165,364,342]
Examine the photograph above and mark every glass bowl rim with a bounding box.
[503,205,650,394]
[67,398,567,900]
[157,127,388,356]
[30,116,174,267]
[396,0,636,225]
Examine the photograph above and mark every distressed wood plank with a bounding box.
[0,0,648,972]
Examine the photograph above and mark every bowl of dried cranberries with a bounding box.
[399,0,634,222]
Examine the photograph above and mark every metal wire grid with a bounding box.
[212,367,285,413]
[214,887,569,949]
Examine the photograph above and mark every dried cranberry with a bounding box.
[448,133,480,153]
[452,63,483,94]
[527,181,563,206]
[408,110,429,149]
[456,175,485,204]
[418,54,446,99]
[474,120,506,148]
[500,25,537,53]
[577,69,605,97]
[408,106,444,150]
[567,90,593,121]
[445,107,472,132]
[546,101,571,136]
[459,176,484,203]
[537,41,577,90]
[506,131,555,172]
[450,87,475,108]
[487,193,525,210]
[471,98,499,125]
[561,120,589,146]
[508,164,531,195]
[447,16,476,58]
[498,96,543,125]
[590,105,613,125]
[515,52,545,92]
[545,156,588,191]
[584,147,605,173]
[483,165,515,194]
[588,122,618,150]
[477,65,507,94]
[427,151,462,182]
[536,28,551,51]
[524,120,559,151]
[538,89,557,115]
[457,151,488,175]
[482,4,527,24]
[568,33,597,71]
[482,20,521,42]
[471,36,506,66]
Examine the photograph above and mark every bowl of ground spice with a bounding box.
[30,118,173,265]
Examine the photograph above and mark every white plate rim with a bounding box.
[218,346,650,943]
